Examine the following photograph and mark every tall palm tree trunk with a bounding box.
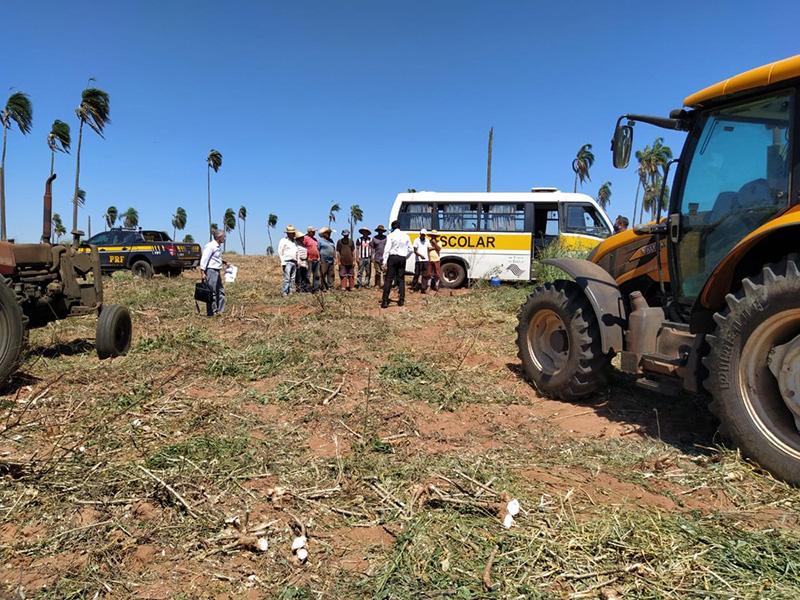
[1,126,7,240]
[574,172,578,194]
[207,165,212,240]
[267,228,273,253]
[50,150,55,178]
[72,120,85,237]
[631,180,641,226]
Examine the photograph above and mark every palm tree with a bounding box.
[572,143,595,193]
[597,181,612,210]
[123,207,138,228]
[76,188,86,207]
[266,213,277,255]
[237,205,247,254]
[172,206,187,240]
[104,206,118,230]
[636,138,673,222]
[73,84,110,237]
[1,91,34,240]
[632,155,647,226]
[210,222,218,235]
[47,119,70,178]
[328,203,340,228]
[223,208,236,252]
[183,234,195,244]
[52,213,66,243]
[206,149,222,239]
[349,204,363,235]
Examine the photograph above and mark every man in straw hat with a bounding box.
[278,225,299,296]
[370,225,388,288]
[294,231,309,292]
[304,226,321,292]
[317,226,336,291]
[410,228,431,294]
[355,226,372,289]
[428,230,442,291]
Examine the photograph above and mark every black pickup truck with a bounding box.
[83,228,202,278]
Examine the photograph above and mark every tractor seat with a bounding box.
[12,244,53,269]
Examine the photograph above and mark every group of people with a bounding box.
[276,221,441,308]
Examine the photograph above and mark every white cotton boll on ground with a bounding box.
[296,548,309,562]
[503,513,515,529]
[506,499,520,516]
[256,538,269,552]
[292,536,307,551]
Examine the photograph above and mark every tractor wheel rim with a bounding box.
[526,308,568,374]
[740,308,800,459]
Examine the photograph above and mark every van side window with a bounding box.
[437,203,479,230]
[398,202,433,230]
[562,204,611,238]
[481,203,525,232]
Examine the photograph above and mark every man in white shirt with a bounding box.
[381,220,413,309]
[278,225,299,296]
[411,228,431,294]
[200,229,227,316]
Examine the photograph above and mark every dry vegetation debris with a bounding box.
[1,255,799,599]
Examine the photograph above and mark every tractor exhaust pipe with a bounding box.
[41,173,57,244]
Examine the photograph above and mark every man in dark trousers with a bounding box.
[381,220,413,308]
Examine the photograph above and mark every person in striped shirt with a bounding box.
[356,227,372,289]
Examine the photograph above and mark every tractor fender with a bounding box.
[541,258,626,354]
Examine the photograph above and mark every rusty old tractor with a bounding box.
[0,174,132,385]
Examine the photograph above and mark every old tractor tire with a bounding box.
[516,280,611,400]
[131,260,154,279]
[440,261,467,289]
[96,304,133,359]
[704,255,800,485]
[0,276,26,385]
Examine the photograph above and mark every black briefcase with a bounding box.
[194,281,213,311]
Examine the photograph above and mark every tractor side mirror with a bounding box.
[612,123,633,169]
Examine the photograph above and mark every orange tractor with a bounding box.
[517,55,800,485]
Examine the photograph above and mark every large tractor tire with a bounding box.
[0,276,26,385]
[96,304,133,359]
[704,255,800,485]
[516,279,612,400]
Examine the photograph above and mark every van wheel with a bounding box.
[131,260,154,279]
[440,262,466,288]
[96,304,133,359]
[704,255,800,485]
[516,280,611,400]
[0,276,26,386]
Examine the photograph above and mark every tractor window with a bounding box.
[676,90,793,300]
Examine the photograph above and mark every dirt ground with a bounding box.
[1,255,799,599]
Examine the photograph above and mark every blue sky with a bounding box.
[1,0,797,251]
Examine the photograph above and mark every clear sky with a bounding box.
[1,0,797,251]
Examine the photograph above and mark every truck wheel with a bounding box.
[96,304,132,359]
[704,255,800,485]
[131,260,154,279]
[516,280,611,400]
[440,262,466,288]
[0,276,25,385]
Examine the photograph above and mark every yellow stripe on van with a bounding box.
[409,232,532,251]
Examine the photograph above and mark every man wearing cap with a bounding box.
[278,225,299,296]
[410,228,431,294]
[295,231,309,292]
[336,229,356,291]
[304,226,321,293]
[355,227,372,289]
[370,225,387,288]
[318,226,336,291]
[200,228,227,316]
[381,220,413,309]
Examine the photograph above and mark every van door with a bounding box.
[532,202,559,258]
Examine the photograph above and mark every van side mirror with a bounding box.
[612,123,633,169]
